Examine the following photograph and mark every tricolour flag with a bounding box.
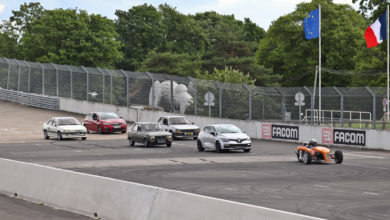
[304,9,320,40]
[364,12,387,48]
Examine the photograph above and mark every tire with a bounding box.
[303,151,312,164]
[215,141,222,153]
[197,140,205,152]
[243,148,251,153]
[57,132,63,141]
[81,137,87,140]
[166,142,172,148]
[129,139,135,146]
[144,139,150,148]
[97,126,102,134]
[334,151,343,164]
[297,150,303,162]
[44,130,49,140]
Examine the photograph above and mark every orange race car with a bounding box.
[296,139,343,164]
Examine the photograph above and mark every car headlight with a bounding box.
[176,129,181,133]
[149,136,155,140]
[221,137,230,142]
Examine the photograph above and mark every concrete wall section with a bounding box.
[0,158,321,220]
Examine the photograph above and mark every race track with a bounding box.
[1,100,390,220]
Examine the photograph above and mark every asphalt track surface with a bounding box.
[1,101,390,220]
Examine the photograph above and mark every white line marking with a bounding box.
[315,185,329,188]
[363,192,379,196]
[343,153,385,159]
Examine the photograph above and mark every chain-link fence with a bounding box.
[1,57,389,129]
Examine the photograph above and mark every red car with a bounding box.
[83,112,127,134]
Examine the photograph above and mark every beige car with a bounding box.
[128,122,173,147]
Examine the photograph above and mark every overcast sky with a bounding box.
[0,0,357,30]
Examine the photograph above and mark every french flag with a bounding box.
[364,12,387,48]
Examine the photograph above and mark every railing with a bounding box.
[0,88,59,110]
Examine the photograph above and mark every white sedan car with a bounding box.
[197,124,251,153]
[42,117,87,140]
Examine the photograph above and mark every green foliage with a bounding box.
[10,2,44,35]
[20,9,122,68]
[196,66,256,85]
[256,0,367,87]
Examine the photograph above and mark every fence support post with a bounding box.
[17,60,21,91]
[120,69,129,106]
[333,86,344,127]
[97,68,105,103]
[5,58,10,90]
[242,84,252,120]
[275,88,286,121]
[366,86,376,129]
[37,62,45,95]
[81,66,89,101]
[64,65,73,99]
[304,86,313,125]
[214,81,222,118]
[189,77,197,116]
[105,68,112,104]
[146,72,155,111]
[24,61,30,93]
[51,63,59,97]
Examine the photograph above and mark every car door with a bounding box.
[84,114,91,130]
[48,119,58,137]
[129,124,139,142]
[90,113,99,132]
[202,126,212,148]
[208,126,217,149]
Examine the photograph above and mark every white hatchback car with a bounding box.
[197,124,251,153]
[42,117,87,140]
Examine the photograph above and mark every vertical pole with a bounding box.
[333,86,344,127]
[97,68,105,103]
[24,61,30,93]
[319,4,322,123]
[37,63,45,95]
[218,82,222,118]
[312,67,318,124]
[106,69,112,104]
[17,61,21,91]
[146,72,155,111]
[81,66,89,101]
[366,86,376,129]
[304,86,313,125]
[275,88,285,121]
[120,69,129,107]
[387,4,389,120]
[64,65,73,98]
[51,63,59,97]
[194,79,197,115]
[242,84,252,120]
[170,79,174,112]
[5,58,10,90]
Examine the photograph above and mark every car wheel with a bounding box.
[129,139,135,146]
[197,140,205,152]
[57,132,63,141]
[166,142,172,148]
[303,151,312,164]
[97,126,102,134]
[44,130,49,140]
[144,139,150,148]
[243,148,251,153]
[334,151,343,164]
[297,150,303,162]
[215,141,222,153]
[81,137,87,140]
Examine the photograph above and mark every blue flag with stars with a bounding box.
[304,9,319,39]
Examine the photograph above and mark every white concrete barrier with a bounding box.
[0,158,322,220]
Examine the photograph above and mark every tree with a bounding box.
[20,9,122,67]
[196,66,256,85]
[9,2,44,38]
[115,4,165,71]
[256,0,367,87]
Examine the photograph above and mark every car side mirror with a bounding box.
[210,131,216,136]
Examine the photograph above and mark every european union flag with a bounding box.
[304,9,319,39]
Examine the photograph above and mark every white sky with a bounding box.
[0,0,358,30]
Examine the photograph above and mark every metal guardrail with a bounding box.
[0,88,59,110]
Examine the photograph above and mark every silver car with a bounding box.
[42,117,87,140]
[197,124,251,153]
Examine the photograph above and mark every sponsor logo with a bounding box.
[262,124,272,139]
[322,128,333,144]
[334,129,366,146]
[271,124,299,140]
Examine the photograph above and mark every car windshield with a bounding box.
[57,118,80,126]
[215,125,242,134]
[143,123,163,131]
[169,117,189,125]
[99,112,120,120]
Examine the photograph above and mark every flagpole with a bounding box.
[319,4,322,122]
[387,4,389,120]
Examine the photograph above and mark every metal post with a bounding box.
[105,68,112,104]
[97,68,105,103]
[387,4,389,120]
[366,86,376,129]
[190,77,198,116]
[275,88,285,121]
[146,72,155,111]
[312,66,318,124]
[51,63,59,97]
[37,62,45,95]
[24,61,30,93]
[242,84,252,120]
[304,86,312,124]
[319,4,322,122]
[333,86,344,127]
[17,60,21,91]
[64,65,73,98]
[5,58,10,90]
[215,81,222,118]
[81,66,89,101]
[120,69,129,106]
